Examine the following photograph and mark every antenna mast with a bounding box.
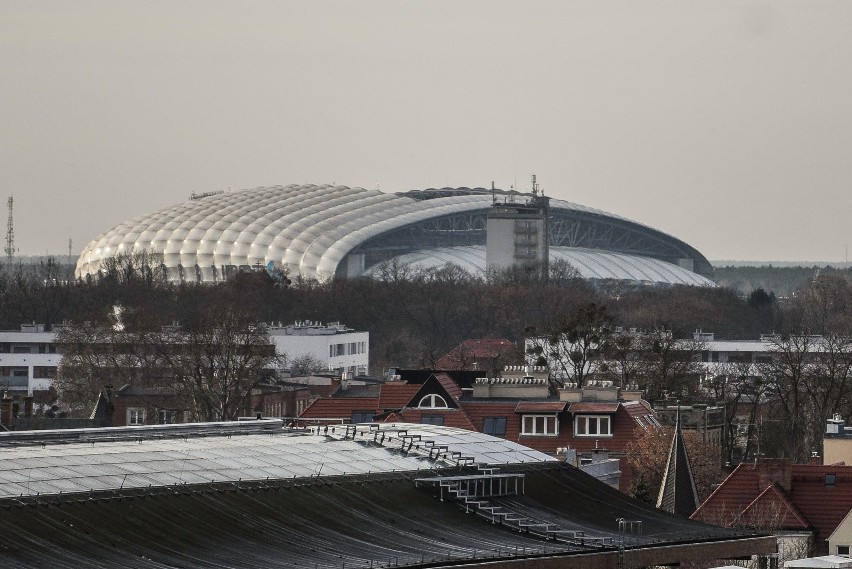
[4,196,13,263]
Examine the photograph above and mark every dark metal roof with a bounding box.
[0,461,770,568]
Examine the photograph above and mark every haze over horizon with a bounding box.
[2,1,851,263]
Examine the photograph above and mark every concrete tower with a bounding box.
[485,176,549,278]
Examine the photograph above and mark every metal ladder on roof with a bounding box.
[435,464,610,546]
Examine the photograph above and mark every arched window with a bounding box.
[418,394,448,409]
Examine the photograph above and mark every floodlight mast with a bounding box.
[4,196,14,263]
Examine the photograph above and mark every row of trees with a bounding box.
[56,307,280,421]
[525,303,706,402]
[1,254,814,371]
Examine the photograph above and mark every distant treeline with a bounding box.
[5,256,851,372]
[713,265,852,297]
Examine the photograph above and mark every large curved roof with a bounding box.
[76,184,713,285]
[362,246,715,287]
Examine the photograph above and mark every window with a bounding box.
[575,415,612,436]
[483,417,507,436]
[418,394,448,409]
[420,415,445,426]
[12,346,32,354]
[521,415,558,436]
[127,408,145,425]
[351,411,373,424]
[33,366,57,379]
[157,410,174,424]
[837,545,849,557]
[826,473,837,486]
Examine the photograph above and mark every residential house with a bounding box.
[824,415,852,466]
[655,403,726,447]
[91,385,188,427]
[691,458,852,557]
[434,338,516,372]
[829,509,852,558]
[298,368,659,493]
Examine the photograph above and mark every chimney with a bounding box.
[757,458,792,492]
[340,371,350,391]
[827,414,846,435]
[0,393,13,429]
[23,395,33,418]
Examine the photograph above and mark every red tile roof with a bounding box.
[568,402,619,414]
[433,373,463,400]
[299,396,378,420]
[435,339,515,369]
[692,463,762,525]
[382,409,478,432]
[377,382,419,411]
[692,461,852,554]
[515,401,568,414]
[740,484,809,529]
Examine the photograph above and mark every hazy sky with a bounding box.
[2,1,851,263]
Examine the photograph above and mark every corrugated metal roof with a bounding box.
[0,422,555,500]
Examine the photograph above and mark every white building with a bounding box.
[0,324,60,394]
[268,321,369,377]
[0,321,369,396]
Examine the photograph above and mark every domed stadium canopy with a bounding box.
[76,184,714,286]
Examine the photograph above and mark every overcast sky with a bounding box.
[2,1,851,263]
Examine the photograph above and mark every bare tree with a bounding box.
[526,302,613,386]
[601,329,644,387]
[289,353,324,376]
[56,307,279,421]
[636,330,706,402]
[55,324,162,415]
[159,308,280,422]
[759,334,819,462]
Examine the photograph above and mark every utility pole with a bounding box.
[4,196,13,263]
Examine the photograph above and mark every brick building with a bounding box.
[299,369,659,492]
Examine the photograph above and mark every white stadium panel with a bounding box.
[361,246,715,287]
[76,184,714,287]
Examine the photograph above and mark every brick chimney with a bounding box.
[0,392,13,429]
[23,395,34,418]
[757,458,792,492]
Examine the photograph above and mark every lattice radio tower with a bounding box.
[4,196,14,263]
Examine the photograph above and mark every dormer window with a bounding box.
[521,415,558,436]
[575,415,612,437]
[418,394,448,409]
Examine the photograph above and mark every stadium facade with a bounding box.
[76,184,715,287]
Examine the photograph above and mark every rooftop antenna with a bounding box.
[4,196,14,263]
[531,174,539,197]
[68,238,73,261]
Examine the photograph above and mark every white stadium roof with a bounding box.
[77,184,714,286]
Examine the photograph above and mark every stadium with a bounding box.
[76,184,715,286]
